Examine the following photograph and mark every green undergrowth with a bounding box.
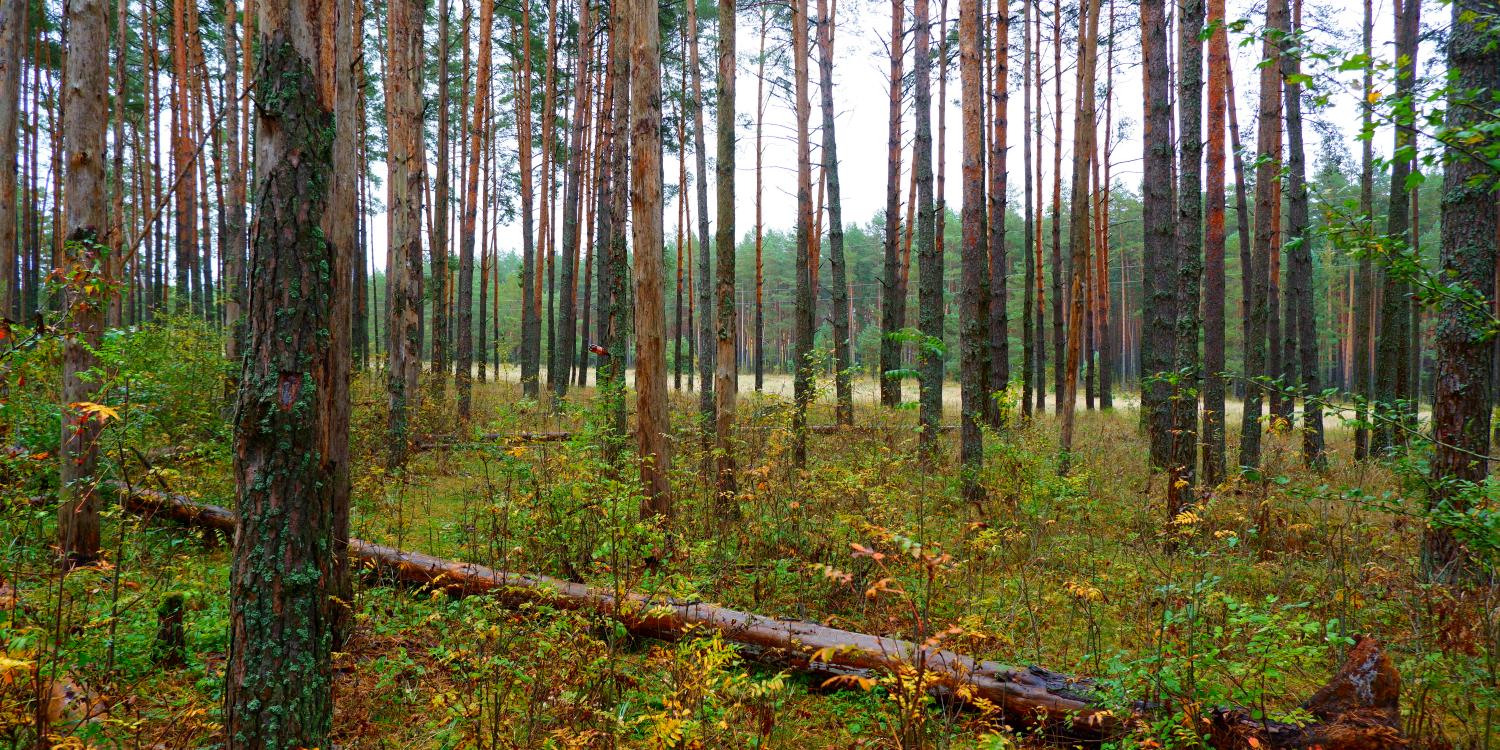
[1,319,1496,748]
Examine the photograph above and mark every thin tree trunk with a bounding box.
[433,0,450,385]
[792,0,816,467]
[1049,0,1063,415]
[914,0,941,459]
[754,8,767,391]
[1096,0,1115,409]
[555,0,590,404]
[1351,0,1374,459]
[818,0,853,426]
[1282,0,1324,469]
[517,8,540,398]
[713,0,739,511]
[0,0,20,319]
[986,0,1009,426]
[879,0,905,408]
[1060,0,1100,472]
[1141,0,1175,468]
[688,0,713,428]
[1169,0,1204,512]
[456,0,494,419]
[1021,0,1034,418]
[1202,0,1227,484]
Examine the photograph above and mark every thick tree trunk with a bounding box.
[172,0,199,316]
[913,0,941,459]
[1425,0,1498,582]
[456,0,494,420]
[385,0,426,469]
[1281,0,1324,469]
[880,0,905,409]
[225,0,345,740]
[714,0,739,512]
[793,0,815,468]
[58,0,110,567]
[1140,0,1175,470]
[124,486,1407,750]
[630,0,670,516]
[817,0,853,427]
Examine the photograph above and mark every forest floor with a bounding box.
[2,347,1495,749]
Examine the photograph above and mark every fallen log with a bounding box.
[113,484,1403,748]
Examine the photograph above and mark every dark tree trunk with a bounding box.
[958,0,989,499]
[914,0,942,459]
[1169,0,1204,514]
[456,0,494,419]
[1140,0,1175,469]
[1372,0,1418,455]
[1021,0,1034,419]
[225,2,347,741]
[688,0,714,430]
[432,0,450,387]
[555,0,590,405]
[714,0,739,511]
[0,0,19,318]
[1425,0,1498,582]
[1049,0,1063,415]
[1237,0,1284,470]
[986,0,1009,427]
[754,8,767,392]
[1282,0,1324,469]
[817,0,853,426]
[793,0,815,467]
[1202,0,1228,485]
[1352,0,1374,460]
[518,6,541,398]
[880,0,905,408]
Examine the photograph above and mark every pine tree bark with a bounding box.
[1425,0,1498,582]
[223,0,247,359]
[58,0,110,566]
[1237,0,1283,470]
[1372,0,1419,454]
[754,8,767,392]
[792,0,816,468]
[432,0,450,386]
[1202,0,1228,485]
[1048,1,1063,415]
[630,0,671,516]
[1021,0,1034,419]
[225,0,347,738]
[0,0,23,319]
[880,0,905,408]
[1281,0,1324,469]
[1140,0,1175,469]
[172,0,199,316]
[958,0,990,499]
[1352,0,1374,460]
[328,0,359,643]
[914,0,942,459]
[517,8,541,399]
[713,0,739,512]
[986,0,1009,426]
[456,0,494,419]
[1061,0,1100,472]
[688,0,713,429]
[385,0,426,469]
[600,2,630,445]
[817,0,853,427]
[555,0,590,404]
[1169,0,1204,510]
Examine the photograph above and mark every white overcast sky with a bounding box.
[366,0,1434,270]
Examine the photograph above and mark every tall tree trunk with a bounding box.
[517,8,540,398]
[555,0,590,404]
[1225,61,1252,406]
[107,0,126,328]
[817,0,853,426]
[1202,0,1228,484]
[385,0,426,469]
[675,96,686,392]
[1169,0,1204,512]
[914,0,941,459]
[0,0,23,319]
[224,0,247,358]
[432,0,450,386]
[1352,0,1374,460]
[792,0,815,467]
[688,0,713,429]
[754,7,767,391]
[1282,0,1324,469]
[1061,0,1101,471]
[1021,0,1034,419]
[1424,0,1497,582]
[541,0,559,392]
[328,0,359,643]
[1096,0,1115,409]
[713,0,739,511]
[58,0,110,566]
[1238,0,1284,470]
[1141,0,1175,468]
[599,2,629,446]
[225,0,347,739]
[172,0,198,316]
[986,0,1008,427]
[1032,0,1045,416]
[630,0,671,516]
[456,0,493,419]
[1372,0,1418,454]
[879,0,906,409]
[1049,0,1063,414]
[958,0,990,499]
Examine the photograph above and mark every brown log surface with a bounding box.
[111,484,1404,748]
